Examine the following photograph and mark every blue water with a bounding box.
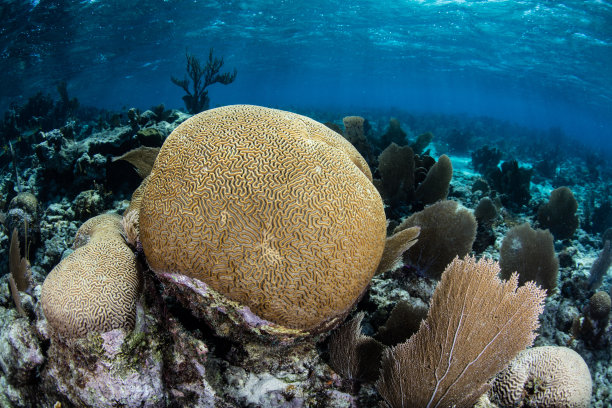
[1,0,611,150]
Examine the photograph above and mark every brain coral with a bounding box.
[490,346,592,408]
[139,104,386,332]
[41,214,142,338]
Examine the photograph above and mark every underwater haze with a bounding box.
[1,0,611,151]
[3,1,612,407]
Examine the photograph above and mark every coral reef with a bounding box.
[328,312,385,383]
[395,200,477,279]
[41,214,142,338]
[379,118,407,147]
[5,192,39,258]
[473,197,499,253]
[1,100,611,407]
[375,143,452,215]
[572,291,611,349]
[343,115,375,164]
[587,239,612,291]
[537,186,579,240]
[487,160,533,209]
[471,145,502,175]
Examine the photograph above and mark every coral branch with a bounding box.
[171,48,237,113]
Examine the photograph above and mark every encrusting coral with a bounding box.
[139,104,387,333]
[40,213,143,338]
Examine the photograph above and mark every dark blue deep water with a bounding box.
[1,0,611,151]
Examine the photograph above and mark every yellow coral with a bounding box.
[139,105,386,332]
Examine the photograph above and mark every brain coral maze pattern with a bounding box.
[139,105,387,331]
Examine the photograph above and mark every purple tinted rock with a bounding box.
[0,316,44,386]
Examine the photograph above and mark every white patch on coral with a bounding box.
[234,373,291,405]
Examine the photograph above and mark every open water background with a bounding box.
[1,0,611,150]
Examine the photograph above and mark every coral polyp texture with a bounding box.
[41,213,142,338]
[139,104,387,332]
[490,346,592,408]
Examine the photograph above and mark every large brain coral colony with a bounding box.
[138,104,388,333]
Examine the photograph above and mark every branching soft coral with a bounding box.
[171,48,237,113]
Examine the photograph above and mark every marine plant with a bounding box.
[171,48,237,114]
[472,196,499,253]
[9,228,31,317]
[470,145,502,175]
[409,131,433,155]
[376,143,452,214]
[328,312,385,383]
[486,159,533,209]
[587,239,612,291]
[379,118,407,147]
[394,200,477,279]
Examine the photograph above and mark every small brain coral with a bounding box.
[41,214,142,338]
[139,104,387,332]
[490,346,592,408]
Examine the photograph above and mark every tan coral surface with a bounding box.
[41,214,142,338]
[139,104,386,331]
[491,346,592,408]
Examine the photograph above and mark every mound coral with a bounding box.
[139,104,387,333]
[41,213,143,338]
[572,291,611,349]
[490,346,592,408]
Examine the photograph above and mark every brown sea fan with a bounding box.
[377,256,546,408]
